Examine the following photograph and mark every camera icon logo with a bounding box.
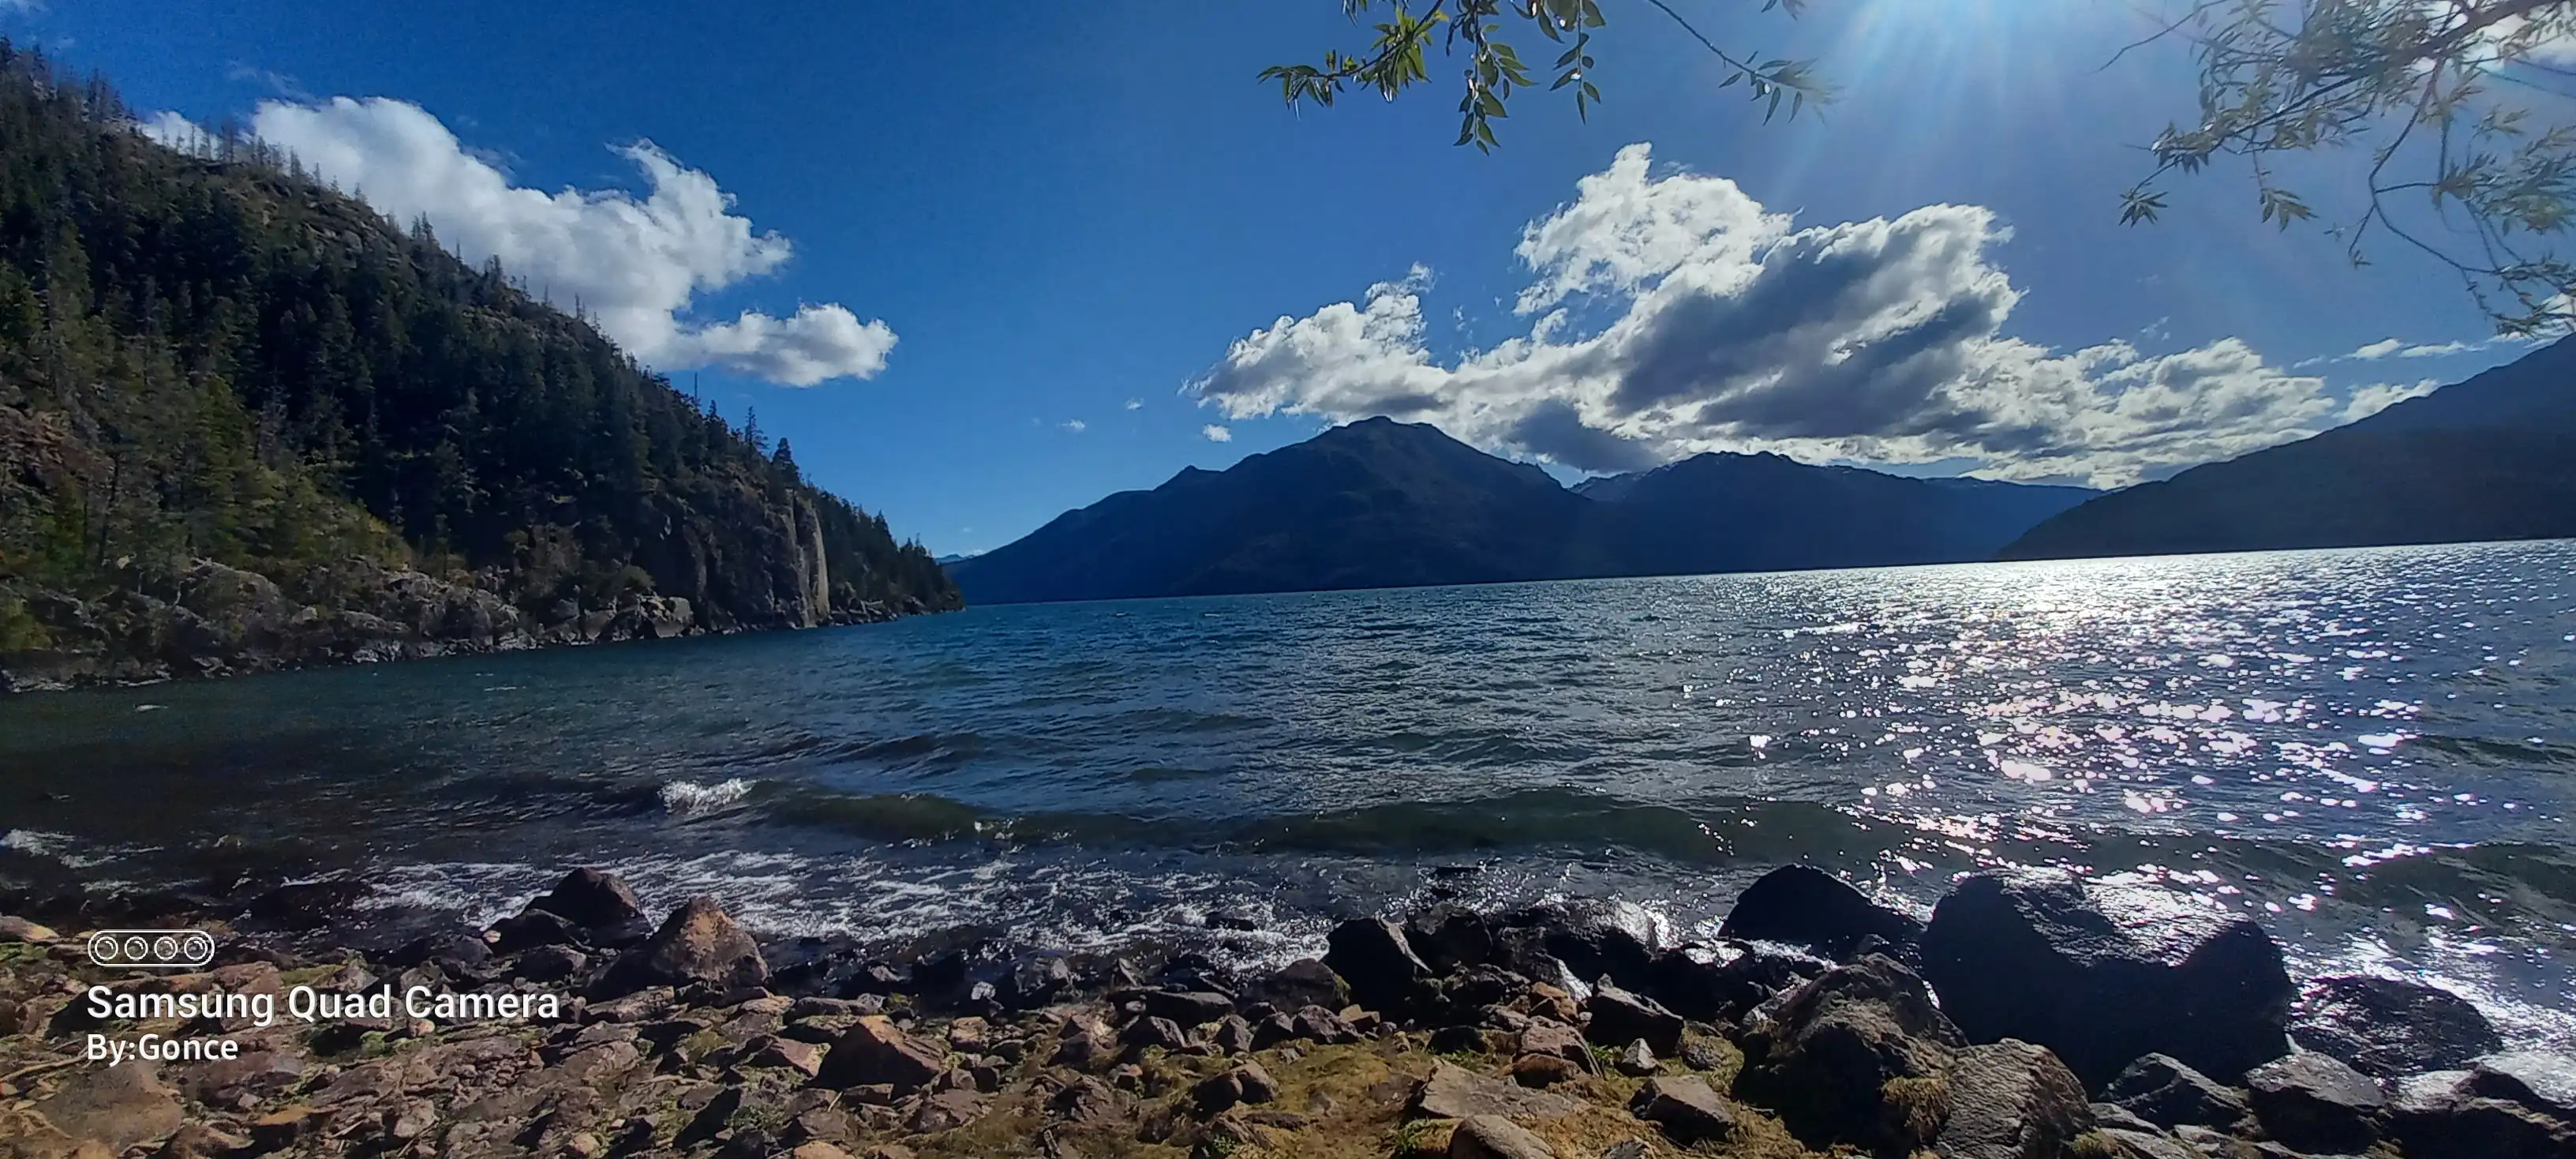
[86,928,216,970]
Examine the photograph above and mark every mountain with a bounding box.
[1580,452,2094,575]
[951,418,2096,605]
[947,418,1612,603]
[2000,338,2576,561]
[0,47,957,689]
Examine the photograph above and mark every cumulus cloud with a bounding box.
[1188,143,2433,486]
[2342,378,2442,422]
[1061,419,1087,433]
[149,98,893,386]
[2298,334,2533,368]
[1202,425,1234,443]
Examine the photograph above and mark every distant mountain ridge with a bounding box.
[2001,337,2576,561]
[948,418,2095,604]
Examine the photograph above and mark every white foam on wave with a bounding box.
[2,828,114,868]
[358,861,555,929]
[660,778,753,815]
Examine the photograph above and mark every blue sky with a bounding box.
[5,0,2544,556]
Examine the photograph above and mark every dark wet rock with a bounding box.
[1324,917,1430,1013]
[1934,1040,2095,1159]
[2470,1050,2576,1123]
[1582,981,1684,1055]
[1410,1061,1581,1120]
[380,926,492,973]
[1732,954,1964,1154]
[1204,906,1263,932]
[2290,974,2503,1078]
[1719,865,1924,957]
[2388,1069,2576,1159]
[1919,869,2294,1086]
[2102,1053,2251,1130]
[488,906,586,955]
[593,896,767,997]
[2245,1051,2383,1154]
[1629,1075,1736,1145]
[1642,940,1830,1024]
[815,1015,947,1093]
[1247,957,1349,1013]
[1449,1115,1559,1159]
[511,943,589,983]
[526,867,646,929]
[999,952,1073,1011]
[1142,990,1236,1026]
[1407,904,1496,973]
[1495,898,1661,989]
[1490,928,1589,1000]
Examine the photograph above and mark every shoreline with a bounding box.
[3,865,2568,1159]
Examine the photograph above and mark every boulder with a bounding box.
[998,952,1072,1011]
[1248,958,1350,1013]
[1511,1053,1582,1088]
[1324,918,1430,1014]
[1493,898,1661,988]
[1918,869,2293,1086]
[2101,1054,2249,1130]
[1290,1004,1361,1045]
[2290,974,2502,1078]
[1582,981,1684,1055]
[1628,1075,1736,1145]
[1448,1115,1557,1159]
[815,1015,947,1093]
[526,867,646,929]
[1408,904,1496,973]
[1718,865,1924,957]
[2245,1051,2383,1154]
[1934,1041,2095,1159]
[594,896,767,996]
[1141,990,1235,1026]
[2387,1069,2576,1159]
[1516,1019,1591,1066]
[1410,1062,1580,1120]
[1120,1015,1192,1052]
[1732,955,1964,1154]
[487,907,586,955]
[1642,940,1829,1024]
[2470,1051,2576,1123]
[0,915,57,943]
[1612,1040,1659,1077]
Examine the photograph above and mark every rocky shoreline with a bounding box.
[1,865,2569,1159]
[1,558,942,694]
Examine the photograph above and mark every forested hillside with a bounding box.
[0,46,957,689]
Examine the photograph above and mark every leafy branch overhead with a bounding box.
[1259,0,1833,152]
[2114,0,2576,336]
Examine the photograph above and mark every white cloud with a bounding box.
[0,0,44,13]
[1189,143,2424,487]
[1061,419,1087,433]
[1202,424,1234,443]
[2342,378,2441,422]
[136,111,213,156]
[2301,334,2533,367]
[159,97,894,386]
[1125,398,1144,411]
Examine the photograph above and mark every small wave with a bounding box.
[661,778,754,815]
[1,828,114,868]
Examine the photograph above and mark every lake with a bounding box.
[3,541,2571,1044]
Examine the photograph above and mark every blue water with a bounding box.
[2,541,2572,1042]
